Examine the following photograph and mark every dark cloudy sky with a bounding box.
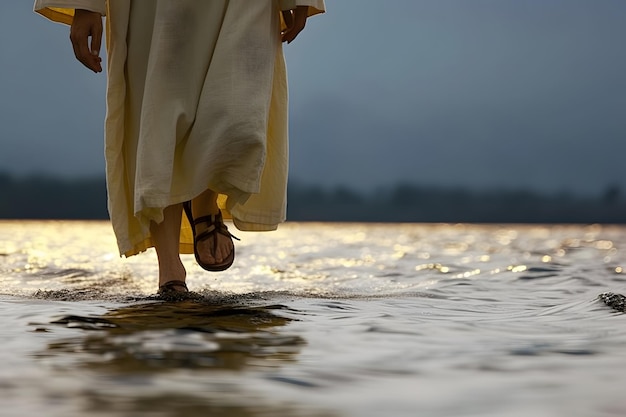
[1,0,625,196]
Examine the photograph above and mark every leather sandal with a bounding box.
[183,201,239,271]
[158,280,189,294]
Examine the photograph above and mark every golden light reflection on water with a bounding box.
[494,229,518,245]
[507,265,528,273]
[415,263,449,273]
[452,269,482,279]
[2,221,626,299]
[0,222,619,294]
[595,240,614,250]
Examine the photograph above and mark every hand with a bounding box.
[70,9,103,73]
[281,6,308,44]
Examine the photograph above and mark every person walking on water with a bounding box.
[34,0,325,294]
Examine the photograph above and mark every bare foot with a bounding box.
[151,204,188,291]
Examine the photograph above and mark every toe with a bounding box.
[215,244,224,263]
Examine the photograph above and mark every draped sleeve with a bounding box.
[33,0,106,25]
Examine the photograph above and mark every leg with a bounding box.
[191,188,235,266]
[151,203,187,290]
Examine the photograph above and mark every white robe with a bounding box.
[34,0,325,257]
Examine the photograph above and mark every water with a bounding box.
[1,220,625,417]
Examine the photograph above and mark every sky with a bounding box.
[1,0,625,196]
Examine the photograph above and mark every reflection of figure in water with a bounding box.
[50,301,303,371]
[34,1,325,295]
[45,301,307,415]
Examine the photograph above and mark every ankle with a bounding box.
[157,259,186,285]
[192,190,220,217]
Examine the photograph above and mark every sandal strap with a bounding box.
[193,212,222,227]
[194,213,240,242]
[159,280,188,291]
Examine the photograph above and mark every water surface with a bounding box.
[1,221,625,416]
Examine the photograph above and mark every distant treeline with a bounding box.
[0,172,108,219]
[0,172,624,223]
[288,182,625,224]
